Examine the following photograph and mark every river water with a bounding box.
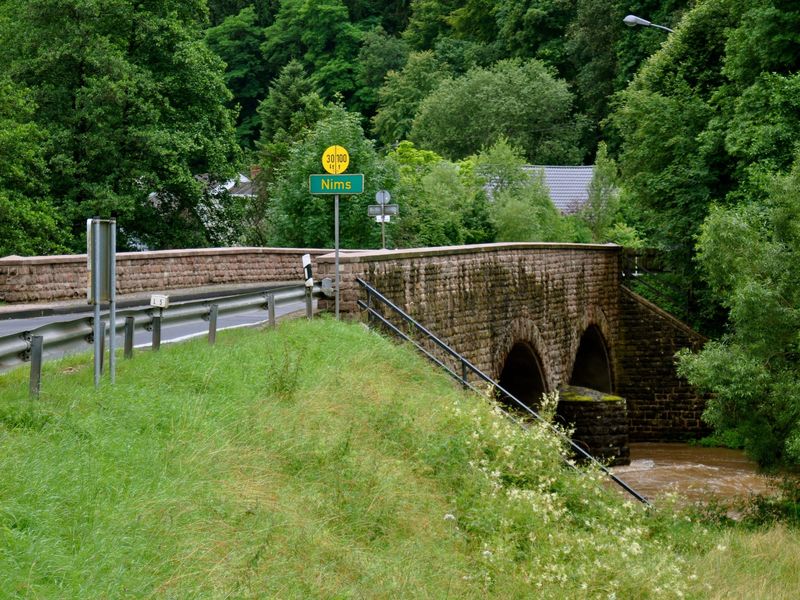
[611,443,775,504]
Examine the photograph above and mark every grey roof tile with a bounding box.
[524,165,594,214]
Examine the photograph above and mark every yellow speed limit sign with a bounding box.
[322,145,349,174]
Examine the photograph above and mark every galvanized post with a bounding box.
[152,312,162,351]
[29,335,43,398]
[267,293,276,328]
[98,321,106,375]
[208,304,218,344]
[334,193,340,320]
[109,220,116,384]
[92,219,101,387]
[461,359,469,388]
[124,316,134,359]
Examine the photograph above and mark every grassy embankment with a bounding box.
[0,317,799,598]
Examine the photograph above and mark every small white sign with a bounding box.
[150,294,170,309]
[375,215,391,223]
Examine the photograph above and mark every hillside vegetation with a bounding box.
[1,318,799,598]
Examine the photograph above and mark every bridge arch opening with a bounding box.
[569,325,612,393]
[498,342,547,409]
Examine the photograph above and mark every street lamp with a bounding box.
[623,14,674,33]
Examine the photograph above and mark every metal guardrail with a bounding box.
[0,284,323,374]
[356,277,650,506]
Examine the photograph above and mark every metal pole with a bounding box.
[335,193,340,319]
[109,221,116,384]
[29,335,43,398]
[381,212,386,249]
[99,321,106,375]
[208,304,218,345]
[267,293,276,328]
[152,312,162,351]
[124,316,134,359]
[92,220,101,388]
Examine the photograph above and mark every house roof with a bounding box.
[523,165,594,214]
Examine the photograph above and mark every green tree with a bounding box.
[207,0,279,26]
[248,60,326,244]
[471,139,570,242]
[387,141,493,247]
[494,0,576,75]
[205,6,271,147]
[0,0,240,250]
[262,0,362,105]
[610,0,739,328]
[403,0,459,49]
[0,77,67,256]
[354,26,409,117]
[576,143,621,242]
[372,51,449,146]
[268,104,396,248]
[677,157,800,466]
[411,59,585,163]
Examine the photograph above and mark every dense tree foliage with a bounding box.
[678,158,800,465]
[267,104,395,248]
[0,77,67,256]
[0,0,240,251]
[411,59,584,163]
[205,6,271,146]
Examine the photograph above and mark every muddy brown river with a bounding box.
[611,443,775,504]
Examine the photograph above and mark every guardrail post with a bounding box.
[267,293,276,328]
[29,335,43,398]
[124,316,134,359]
[152,314,161,351]
[461,359,469,388]
[208,304,218,345]
[98,321,106,375]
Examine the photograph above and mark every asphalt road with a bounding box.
[0,295,314,374]
[0,302,308,343]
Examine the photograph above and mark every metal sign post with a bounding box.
[334,193,340,319]
[87,218,116,387]
[369,190,398,249]
[309,145,364,319]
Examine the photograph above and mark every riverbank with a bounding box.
[0,317,798,597]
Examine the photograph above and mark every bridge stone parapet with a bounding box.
[0,247,331,304]
[318,243,708,441]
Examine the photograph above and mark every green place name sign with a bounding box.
[309,174,364,195]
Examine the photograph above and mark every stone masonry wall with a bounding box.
[0,247,331,303]
[318,243,622,393]
[318,243,708,440]
[616,287,710,441]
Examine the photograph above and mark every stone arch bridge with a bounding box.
[0,243,706,441]
[317,243,706,441]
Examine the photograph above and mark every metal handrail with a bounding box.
[356,277,650,506]
[0,284,319,373]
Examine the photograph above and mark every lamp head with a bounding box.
[624,14,652,27]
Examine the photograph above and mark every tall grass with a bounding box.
[0,317,797,598]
